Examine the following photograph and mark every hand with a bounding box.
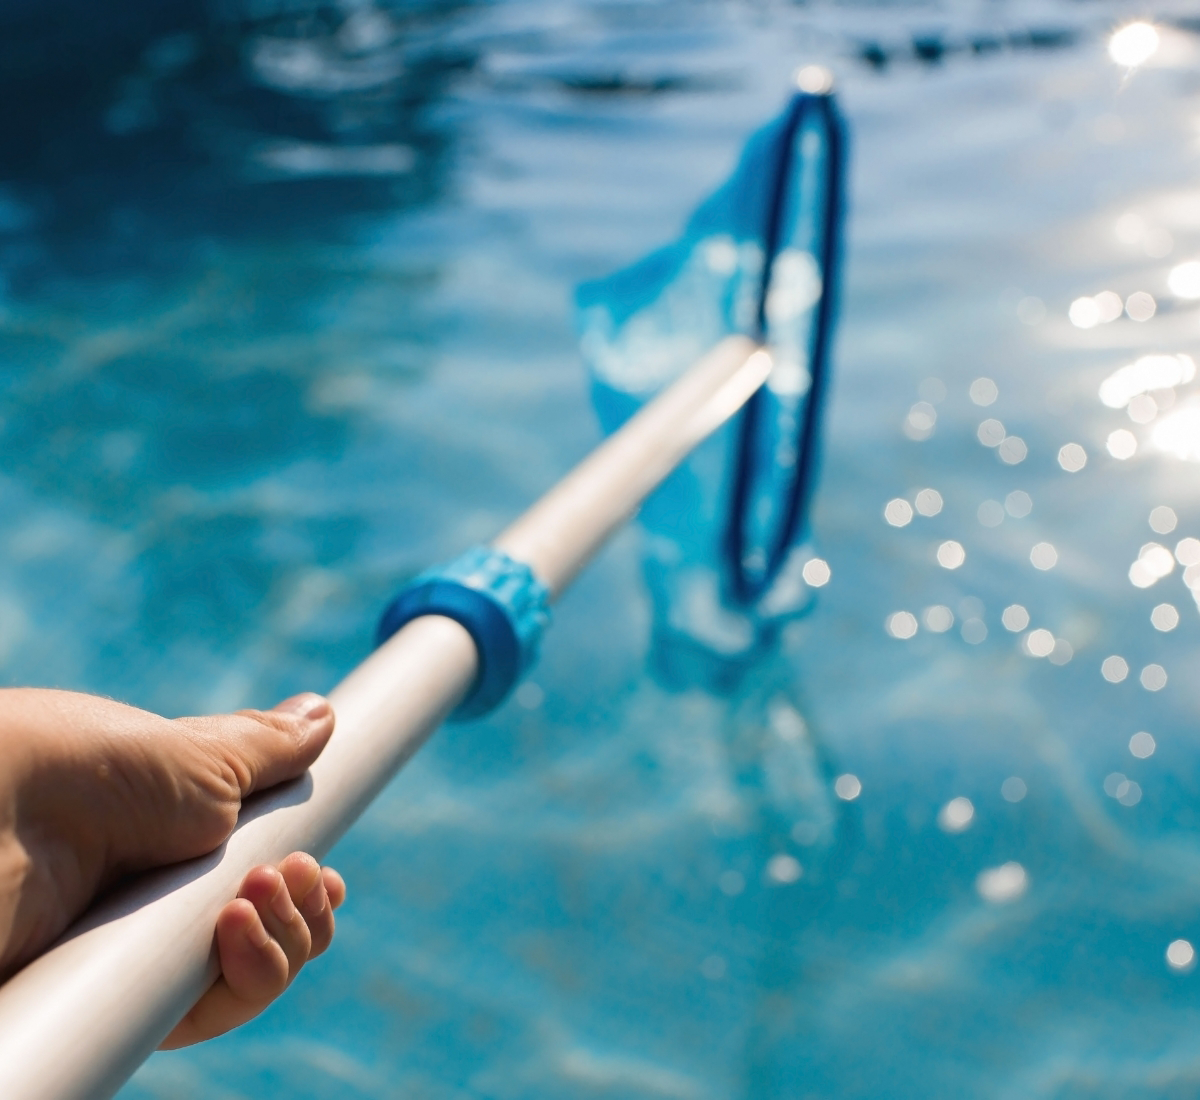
[0,688,344,1046]
[161,851,346,1047]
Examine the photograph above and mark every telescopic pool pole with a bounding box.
[0,334,769,1100]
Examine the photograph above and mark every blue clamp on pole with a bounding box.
[376,545,552,721]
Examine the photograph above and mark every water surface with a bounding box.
[4,1,1200,1096]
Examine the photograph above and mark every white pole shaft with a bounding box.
[0,334,765,1100]
[498,336,767,592]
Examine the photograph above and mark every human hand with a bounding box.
[0,688,345,1045]
[160,850,346,1047]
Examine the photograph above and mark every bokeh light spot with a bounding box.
[1116,779,1142,806]
[1100,355,1194,408]
[961,617,988,644]
[1049,638,1074,666]
[1141,663,1167,691]
[1095,290,1125,321]
[978,500,1005,527]
[1107,429,1137,460]
[1130,542,1174,587]
[914,488,943,516]
[1167,940,1196,972]
[1025,628,1055,657]
[718,870,745,897]
[1177,538,1200,566]
[1005,490,1032,518]
[976,862,1028,904]
[905,401,937,440]
[1102,655,1129,682]
[885,498,913,527]
[978,419,1006,447]
[765,853,803,884]
[1149,505,1178,534]
[1128,394,1158,424]
[1001,777,1027,803]
[970,377,998,406]
[998,436,1028,465]
[1130,731,1156,759]
[1058,442,1087,472]
[938,797,975,833]
[1152,406,1200,462]
[802,558,831,587]
[515,682,544,710]
[835,774,862,801]
[1168,261,1200,300]
[937,540,966,569]
[1030,542,1058,570]
[1151,603,1179,631]
[794,64,834,94]
[1126,291,1157,322]
[1069,296,1099,329]
[923,605,954,633]
[1002,604,1030,632]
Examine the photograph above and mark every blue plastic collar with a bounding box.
[376,545,551,721]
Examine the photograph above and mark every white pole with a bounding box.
[0,334,766,1100]
[497,336,769,593]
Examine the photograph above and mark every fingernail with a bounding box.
[247,918,271,951]
[275,693,331,722]
[301,881,328,920]
[271,880,297,924]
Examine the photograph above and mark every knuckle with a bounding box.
[214,756,250,802]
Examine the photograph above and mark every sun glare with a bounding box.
[1108,22,1159,69]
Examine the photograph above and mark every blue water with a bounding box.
[5,0,1200,1095]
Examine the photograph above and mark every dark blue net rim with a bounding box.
[722,89,846,606]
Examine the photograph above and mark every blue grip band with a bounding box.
[376,545,551,720]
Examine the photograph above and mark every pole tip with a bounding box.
[794,65,835,95]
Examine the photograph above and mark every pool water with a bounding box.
[4,0,1200,1096]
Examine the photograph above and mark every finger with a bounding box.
[216,897,290,1002]
[280,853,337,959]
[239,863,312,977]
[323,866,347,910]
[159,899,288,1048]
[175,693,335,798]
[159,856,342,1050]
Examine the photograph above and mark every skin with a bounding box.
[0,687,345,1047]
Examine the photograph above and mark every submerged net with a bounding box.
[577,87,846,669]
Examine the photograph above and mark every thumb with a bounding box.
[176,693,336,799]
